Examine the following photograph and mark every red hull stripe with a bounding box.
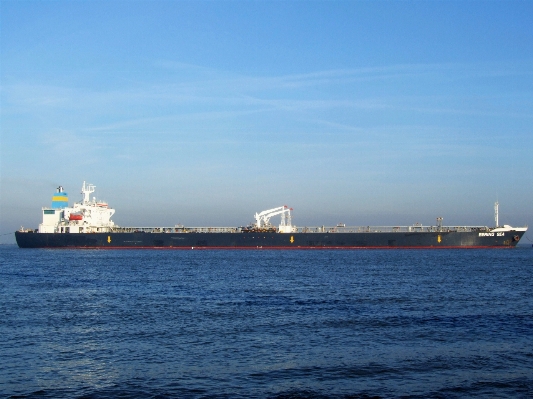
[39,246,514,250]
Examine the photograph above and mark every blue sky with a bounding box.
[1,0,532,243]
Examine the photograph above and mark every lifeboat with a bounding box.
[69,213,83,221]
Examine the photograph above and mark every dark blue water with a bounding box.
[1,247,532,398]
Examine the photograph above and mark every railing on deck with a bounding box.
[108,225,492,234]
[293,225,490,233]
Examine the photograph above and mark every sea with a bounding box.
[1,246,532,399]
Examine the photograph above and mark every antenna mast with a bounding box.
[81,181,96,204]
[494,201,499,227]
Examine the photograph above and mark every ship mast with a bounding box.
[81,181,96,204]
[494,201,499,227]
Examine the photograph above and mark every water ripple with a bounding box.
[1,247,532,398]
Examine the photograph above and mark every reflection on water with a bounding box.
[1,247,532,398]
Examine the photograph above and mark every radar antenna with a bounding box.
[81,181,96,204]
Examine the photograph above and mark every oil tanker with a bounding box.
[15,182,527,249]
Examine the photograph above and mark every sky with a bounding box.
[1,0,532,244]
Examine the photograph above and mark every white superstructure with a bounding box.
[38,182,115,233]
[490,202,527,233]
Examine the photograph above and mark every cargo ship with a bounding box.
[15,182,527,249]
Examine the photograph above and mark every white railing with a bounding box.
[106,225,492,234]
[293,225,491,233]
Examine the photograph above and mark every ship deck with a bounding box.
[106,225,493,234]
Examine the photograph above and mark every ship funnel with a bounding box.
[51,187,68,209]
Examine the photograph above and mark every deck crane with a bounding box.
[254,206,285,227]
[254,205,294,233]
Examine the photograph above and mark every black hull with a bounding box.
[15,230,524,249]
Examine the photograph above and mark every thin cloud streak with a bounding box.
[5,61,531,128]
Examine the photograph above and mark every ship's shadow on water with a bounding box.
[1,247,533,399]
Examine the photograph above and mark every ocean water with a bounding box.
[1,246,532,399]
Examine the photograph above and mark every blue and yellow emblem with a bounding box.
[51,189,69,209]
